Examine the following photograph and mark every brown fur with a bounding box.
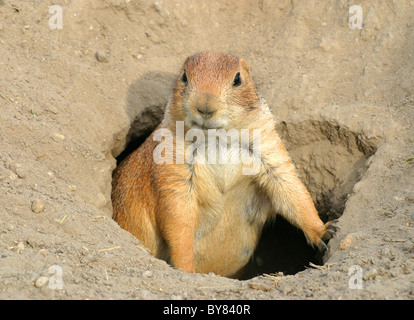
[112,52,337,278]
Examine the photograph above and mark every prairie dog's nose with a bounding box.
[196,105,216,118]
[194,93,217,118]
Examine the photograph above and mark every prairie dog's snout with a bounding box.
[185,89,225,129]
[193,92,218,118]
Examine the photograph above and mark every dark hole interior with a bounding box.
[115,129,153,165]
[241,215,325,279]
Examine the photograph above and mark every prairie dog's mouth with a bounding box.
[186,116,224,130]
[191,120,223,130]
[183,103,227,130]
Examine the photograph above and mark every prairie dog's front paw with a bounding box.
[317,219,340,252]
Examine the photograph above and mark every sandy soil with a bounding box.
[0,0,413,299]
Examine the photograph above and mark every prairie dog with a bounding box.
[112,52,337,278]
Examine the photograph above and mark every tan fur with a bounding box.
[112,52,336,278]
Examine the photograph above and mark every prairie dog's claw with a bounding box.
[317,220,340,251]
[318,240,328,252]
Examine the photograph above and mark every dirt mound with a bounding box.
[0,0,413,299]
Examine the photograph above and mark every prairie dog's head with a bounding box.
[170,52,260,130]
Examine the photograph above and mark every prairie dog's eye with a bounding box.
[233,72,241,87]
[181,71,188,84]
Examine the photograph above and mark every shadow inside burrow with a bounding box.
[115,71,177,165]
[240,214,326,280]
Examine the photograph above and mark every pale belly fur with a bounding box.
[191,159,272,277]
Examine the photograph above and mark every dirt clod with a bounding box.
[31,199,45,214]
[34,277,49,288]
[340,234,353,250]
[16,242,24,254]
[95,51,109,63]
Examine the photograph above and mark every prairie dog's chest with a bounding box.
[189,138,270,232]
[188,135,246,193]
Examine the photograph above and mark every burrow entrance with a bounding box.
[113,109,378,280]
[242,119,378,279]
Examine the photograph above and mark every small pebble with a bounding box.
[340,234,353,250]
[153,2,162,11]
[35,276,49,288]
[410,212,414,220]
[48,106,58,114]
[9,164,27,179]
[53,133,65,141]
[81,253,98,264]
[15,168,26,179]
[352,181,362,193]
[95,51,109,63]
[9,172,18,181]
[142,270,153,278]
[363,268,378,281]
[31,199,45,213]
[16,242,24,254]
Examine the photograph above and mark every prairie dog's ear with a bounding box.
[183,55,191,68]
[240,58,251,74]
